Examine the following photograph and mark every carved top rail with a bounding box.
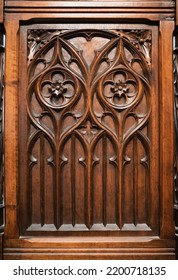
[2,0,175,22]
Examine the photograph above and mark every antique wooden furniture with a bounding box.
[0,0,178,259]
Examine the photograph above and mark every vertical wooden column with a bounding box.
[174,28,178,261]
[0,27,4,260]
[175,0,178,260]
[159,20,175,239]
[0,0,3,25]
[0,0,4,261]
[4,19,19,240]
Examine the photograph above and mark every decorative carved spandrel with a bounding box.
[25,28,151,232]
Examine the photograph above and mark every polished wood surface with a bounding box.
[4,1,175,21]
[174,28,178,260]
[0,29,4,260]
[4,236,175,260]
[159,20,175,239]
[0,1,3,24]
[1,0,177,259]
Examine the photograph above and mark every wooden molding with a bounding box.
[3,1,175,23]
[0,29,4,261]
[0,0,3,23]
[174,29,178,259]
[4,237,175,260]
[4,1,175,15]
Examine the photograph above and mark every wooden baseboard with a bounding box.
[4,247,175,260]
[3,237,176,260]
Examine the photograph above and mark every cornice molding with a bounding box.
[4,1,175,13]
[3,1,175,22]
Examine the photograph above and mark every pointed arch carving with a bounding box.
[23,28,152,232]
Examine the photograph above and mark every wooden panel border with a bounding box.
[0,26,5,260]
[4,19,19,240]
[174,6,178,258]
[0,0,3,24]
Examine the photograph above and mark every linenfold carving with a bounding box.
[27,29,151,231]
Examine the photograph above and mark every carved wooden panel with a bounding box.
[19,24,159,236]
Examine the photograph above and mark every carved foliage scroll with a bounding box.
[26,29,151,231]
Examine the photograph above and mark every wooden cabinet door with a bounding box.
[3,1,175,259]
[19,23,159,236]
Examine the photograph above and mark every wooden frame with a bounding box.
[0,0,4,258]
[174,31,178,260]
[174,0,178,259]
[0,0,3,24]
[0,0,177,259]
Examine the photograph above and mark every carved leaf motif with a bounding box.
[117,30,152,66]
[28,30,61,62]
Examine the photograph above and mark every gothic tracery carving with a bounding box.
[26,28,151,231]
